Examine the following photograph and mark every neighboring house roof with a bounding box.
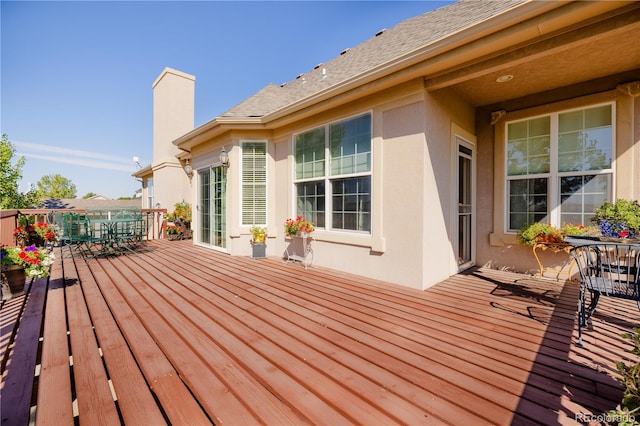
[221,0,527,118]
[40,198,141,210]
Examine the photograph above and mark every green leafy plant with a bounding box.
[250,226,267,242]
[0,134,41,209]
[517,222,600,246]
[517,223,564,246]
[608,327,640,424]
[560,223,598,237]
[166,202,192,224]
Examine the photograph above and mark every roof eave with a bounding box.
[132,164,153,179]
[173,116,265,151]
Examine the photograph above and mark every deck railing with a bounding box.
[0,208,168,246]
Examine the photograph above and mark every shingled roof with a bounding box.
[221,0,528,118]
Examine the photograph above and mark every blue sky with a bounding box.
[2,0,452,199]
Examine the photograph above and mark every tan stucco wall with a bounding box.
[183,82,639,289]
[425,88,476,280]
[192,83,476,290]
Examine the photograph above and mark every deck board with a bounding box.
[2,239,639,425]
[1,275,47,426]
[35,262,74,426]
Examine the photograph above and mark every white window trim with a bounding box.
[292,112,373,235]
[503,101,616,234]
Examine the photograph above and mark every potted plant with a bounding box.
[166,224,183,241]
[591,199,640,239]
[166,202,192,239]
[283,216,315,267]
[249,226,267,259]
[13,222,60,247]
[167,202,192,228]
[250,226,267,243]
[284,216,314,238]
[1,245,56,294]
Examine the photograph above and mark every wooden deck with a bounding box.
[2,239,639,425]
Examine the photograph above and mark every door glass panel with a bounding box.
[212,166,226,248]
[457,139,474,269]
[198,169,211,245]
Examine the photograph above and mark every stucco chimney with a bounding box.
[152,67,195,165]
[151,67,195,210]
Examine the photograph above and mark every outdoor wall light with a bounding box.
[183,159,193,178]
[496,74,513,83]
[219,147,230,168]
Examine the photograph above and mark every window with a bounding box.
[146,178,154,209]
[506,104,613,231]
[294,113,372,232]
[241,141,267,225]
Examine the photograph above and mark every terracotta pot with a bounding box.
[535,235,564,244]
[3,266,27,294]
[29,235,46,247]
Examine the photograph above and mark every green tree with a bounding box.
[83,192,98,199]
[36,174,77,199]
[0,134,41,208]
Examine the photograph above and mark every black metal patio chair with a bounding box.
[569,240,640,346]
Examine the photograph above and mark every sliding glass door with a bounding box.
[197,166,226,249]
